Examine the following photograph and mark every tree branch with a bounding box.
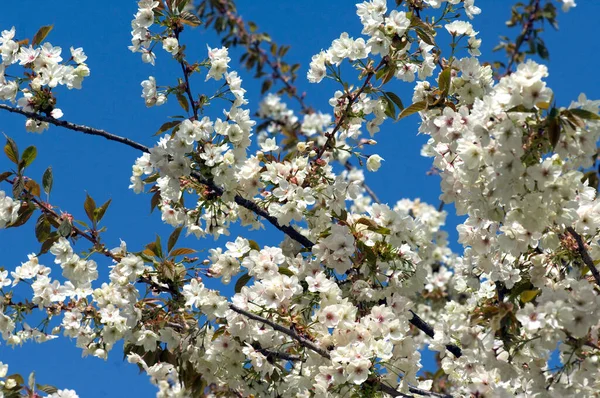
[230,304,452,398]
[0,103,460,367]
[409,310,462,358]
[313,58,387,162]
[566,226,600,288]
[0,104,313,248]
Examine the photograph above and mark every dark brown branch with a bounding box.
[409,310,462,358]
[7,177,120,262]
[229,305,419,398]
[0,104,150,153]
[173,27,199,119]
[566,226,600,288]
[0,104,313,249]
[230,304,331,359]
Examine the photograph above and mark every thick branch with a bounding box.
[409,310,462,358]
[566,227,600,288]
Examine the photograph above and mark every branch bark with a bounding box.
[567,226,600,288]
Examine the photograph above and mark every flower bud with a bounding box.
[367,154,383,172]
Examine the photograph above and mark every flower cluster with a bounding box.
[0,26,89,132]
[6,0,600,397]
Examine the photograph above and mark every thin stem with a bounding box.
[313,58,387,162]
[502,0,541,77]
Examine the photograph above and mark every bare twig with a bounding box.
[409,310,462,358]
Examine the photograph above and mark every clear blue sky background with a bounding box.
[0,1,598,396]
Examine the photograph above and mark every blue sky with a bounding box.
[0,1,598,396]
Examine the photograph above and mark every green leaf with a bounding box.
[176,93,189,113]
[397,101,427,120]
[42,166,53,195]
[35,216,51,243]
[21,146,37,168]
[385,91,404,111]
[84,193,96,223]
[415,28,435,46]
[248,240,260,251]
[36,384,58,394]
[520,289,539,303]
[93,199,111,224]
[154,120,181,136]
[569,108,600,120]
[438,67,451,95]
[382,97,396,119]
[32,25,53,46]
[154,235,164,259]
[536,40,549,60]
[57,218,72,237]
[4,135,18,164]
[506,105,536,113]
[167,226,183,253]
[278,267,295,277]
[234,273,252,293]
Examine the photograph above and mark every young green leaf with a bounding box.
[42,167,53,195]
[4,136,18,164]
[21,146,37,168]
[167,226,183,253]
[84,193,97,222]
[234,273,252,293]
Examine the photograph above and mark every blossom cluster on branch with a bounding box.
[0,0,599,397]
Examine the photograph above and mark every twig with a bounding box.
[313,58,387,162]
[566,226,600,288]
[0,104,150,152]
[502,0,541,77]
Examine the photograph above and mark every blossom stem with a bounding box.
[313,58,388,162]
[502,0,541,77]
